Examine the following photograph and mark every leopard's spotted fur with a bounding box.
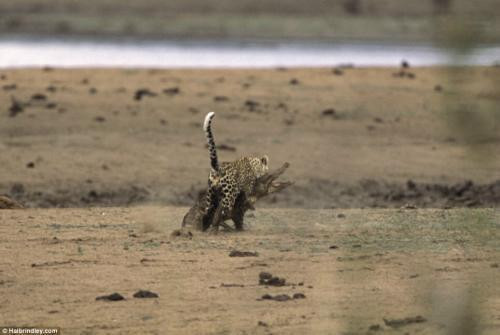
[203,112,268,229]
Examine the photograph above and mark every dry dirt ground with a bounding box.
[0,207,499,334]
[1,67,499,208]
[0,67,499,334]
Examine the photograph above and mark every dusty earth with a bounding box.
[0,66,499,334]
[0,207,499,334]
[1,67,499,209]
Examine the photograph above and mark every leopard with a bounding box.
[203,111,269,231]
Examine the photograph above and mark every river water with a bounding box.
[0,38,499,68]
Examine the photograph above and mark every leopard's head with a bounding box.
[250,155,269,177]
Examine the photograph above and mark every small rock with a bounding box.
[266,277,286,286]
[329,245,339,249]
[134,88,156,101]
[401,60,410,68]
[9,97,24,117]
[293,293,306,299]
[213,95,229,102]
[26,162,35,168]
[229,250,258,257]
[332,68,344,75]
[369,324,381,331]
[434,84,443,92]
[259,272,273,281]
[163,87,180,95]
[257,321,268,327]
[321,108,341,119]
[244,99,260,111]
[289,78,299,85]
[133,290,159,298]
[31,93,47,101]
[96,293,125,301]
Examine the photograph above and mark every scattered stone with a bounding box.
[94,116,106,122]
[337,213,346,218]
[133,290,159,298]
[434,84,443,92]
[163,87,180,95]
[368,324,381,331]
[332,68,344,75]
[244,99,260,111]
[257,321,269,327]
[383,315,427,328]
[490,263,499,268]
[329,245,339,249]
[401,60,410,68]
[96,293,125,301]
[259,272,286,286]
[9,96,24,117]
[31,93,47,101]
[321,108,341,119]
[292,293,306,299]
[289,78,300,85]
[26,162,35,168]
[259,272,273,281]
[89,87,97,94]
[46,85,57,92]
[229,250,259,257]
[373,117,383,123]
[134,88,156,100]
[213,95,229,102]
[45,102,57,109]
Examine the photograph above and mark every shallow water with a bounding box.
[0,38,499,68]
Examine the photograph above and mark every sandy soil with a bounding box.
[1,67,499,208]
[1,66,499,334]
[0,207,499,334]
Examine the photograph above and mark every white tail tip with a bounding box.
[204,112,215,131]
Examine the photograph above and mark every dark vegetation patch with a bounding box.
[2,179,499,209]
